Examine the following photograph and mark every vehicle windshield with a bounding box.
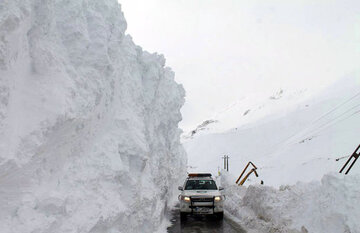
[184,180,218,190]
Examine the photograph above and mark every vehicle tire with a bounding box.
[180,212,187,221]
[216,212,224,220]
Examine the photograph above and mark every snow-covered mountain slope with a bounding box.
[184,74,360,187]
[0,1,186,232]
[182,87,313,139]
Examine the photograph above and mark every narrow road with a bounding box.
[167,208,247,233]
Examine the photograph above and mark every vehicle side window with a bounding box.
[185,180,195,190]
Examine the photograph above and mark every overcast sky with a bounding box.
[119,0,359,131]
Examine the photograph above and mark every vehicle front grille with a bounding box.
[191,197,213,202]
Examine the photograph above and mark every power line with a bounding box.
[307,109,360,137]
[270,92,360,149]
[311,91,360,125]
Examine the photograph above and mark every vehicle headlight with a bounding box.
[182,196,191,203]
[214,196,222,202]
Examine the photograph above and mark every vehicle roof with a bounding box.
[187,177,214,181]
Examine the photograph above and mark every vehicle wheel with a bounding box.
[180,212,187,221]
[216,212,224,220]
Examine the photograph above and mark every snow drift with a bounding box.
[0,0,186,232]
[221,172,360,233]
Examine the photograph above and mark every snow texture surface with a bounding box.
[0,0,186,232]
[221,172,360,233]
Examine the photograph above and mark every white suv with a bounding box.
[178,173,224,220]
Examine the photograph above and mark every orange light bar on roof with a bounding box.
[188,173,212,177]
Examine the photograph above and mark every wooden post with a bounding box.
[340,144,360,175]
[236,161,257,184]
[239,168,259,185]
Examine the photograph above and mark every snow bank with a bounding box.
[0,0,186,232]
[221,172,360,233]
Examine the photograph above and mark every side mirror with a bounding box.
[178,186,184,191]
[219,187,224,191]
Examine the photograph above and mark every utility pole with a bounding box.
[222,155,230,171]
[222,155,226,170]
[226,155,229,172]
[340,144,360,175]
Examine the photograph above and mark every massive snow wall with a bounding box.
[0,0,186,232]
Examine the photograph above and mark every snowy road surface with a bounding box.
[167,208,246,233]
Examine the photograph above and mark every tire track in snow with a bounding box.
[167,207,246,233]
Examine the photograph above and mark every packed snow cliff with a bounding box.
[0,0,186,232]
